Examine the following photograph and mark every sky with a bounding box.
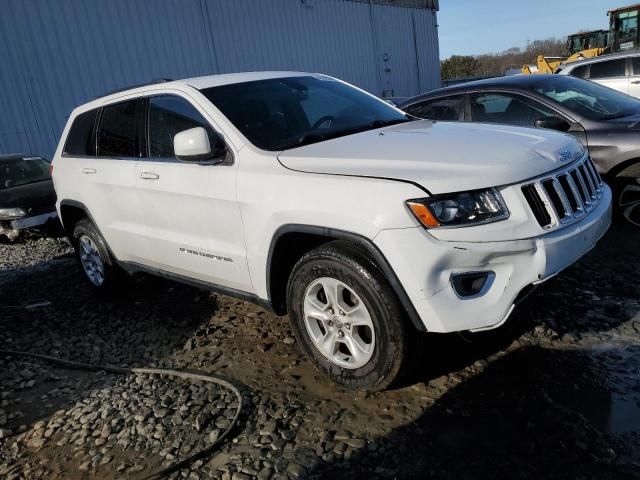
[438,0,625,59]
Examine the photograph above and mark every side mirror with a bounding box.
[534,116,571,132]
[174,127,227,162]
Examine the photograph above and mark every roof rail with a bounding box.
[97,78,173,99]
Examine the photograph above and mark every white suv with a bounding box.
[556,51,640,98]
[52,72,612,390]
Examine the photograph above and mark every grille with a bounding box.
[522,184,551,226]
[521,157,604,229]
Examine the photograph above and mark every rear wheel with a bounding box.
[72,219,125,293]
[287,241,410,391]
[614,176,640,228]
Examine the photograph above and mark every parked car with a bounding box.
[53,72,611,390]
[399,74,640,227]
[0,154,59,240]
[555,51,640,98]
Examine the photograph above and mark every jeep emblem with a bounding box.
[558,150,574,162]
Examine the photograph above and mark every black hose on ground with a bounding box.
[0,349,244,480]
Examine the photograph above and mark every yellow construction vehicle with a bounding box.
[520,3,640,74]
[521,30,608,74]
[521,49,605,74]
[609,3,640,52]
[521,4,640,74]
[566,29,609,55]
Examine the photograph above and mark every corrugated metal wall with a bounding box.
[0,0,440,158]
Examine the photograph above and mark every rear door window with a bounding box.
[589,59,626,79]
[404,95,465,121]
[632,57,640,75]
[63,109,98,156]
[97,99,146,158]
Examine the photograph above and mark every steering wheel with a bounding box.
[312,115,335,129]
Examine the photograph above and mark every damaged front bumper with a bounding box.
[374,186,612,333]
[0,209,59,240]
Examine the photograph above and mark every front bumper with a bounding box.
[374,186,612,333]
[0,209,59,239]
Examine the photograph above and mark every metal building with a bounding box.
[0,0,441,158]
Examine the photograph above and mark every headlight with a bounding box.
[406,188,509,228]
[0,207,27,220]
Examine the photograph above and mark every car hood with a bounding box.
[277,120,583,194]
[0,180,56,213]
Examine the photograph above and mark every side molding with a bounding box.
[120,261,275,313]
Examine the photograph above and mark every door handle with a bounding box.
[139,171,160,180]
[632,81,640,84]
[80,168,96,174]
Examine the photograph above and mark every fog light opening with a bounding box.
[451,272,495,298]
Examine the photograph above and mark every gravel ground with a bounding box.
[0,227,639,479]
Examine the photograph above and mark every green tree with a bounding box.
[440,55,481,80]
[441,37,567,79]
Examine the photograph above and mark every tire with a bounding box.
[72,218,125,293]
[613,176,640,228]
[286,241,410,391]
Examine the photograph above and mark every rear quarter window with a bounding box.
[569,64,589,79]
[63,109,98,156]
[589,59,626,79]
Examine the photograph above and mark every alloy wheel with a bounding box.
[302,277,375,369]
[618,178,640,227]
[79,235,105,286]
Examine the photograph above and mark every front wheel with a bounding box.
[614,176,640,228]
[287,241,410,391]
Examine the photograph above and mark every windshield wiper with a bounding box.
[272,118,410,150]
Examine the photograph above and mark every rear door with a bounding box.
[57,108,99,216]
[135,93,252,292]
[588,58,629,94]
[83,98,147,262]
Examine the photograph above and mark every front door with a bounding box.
[135,94,252,292]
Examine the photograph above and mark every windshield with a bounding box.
[201,76,409,150]
[533,75,640,120]
[0,156,51,190]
